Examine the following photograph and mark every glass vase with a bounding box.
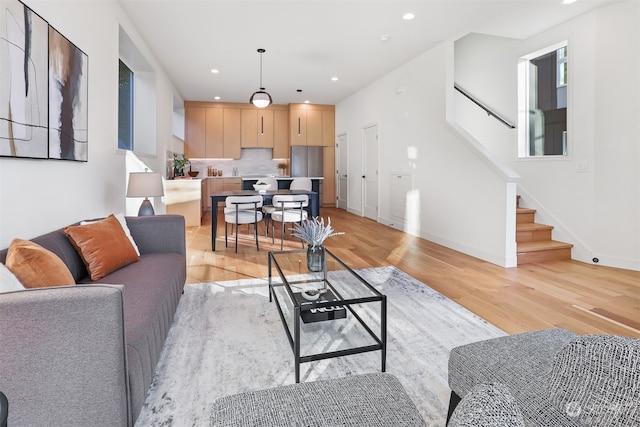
[306,245,325,272]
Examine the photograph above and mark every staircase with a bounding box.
[516,196,573,265]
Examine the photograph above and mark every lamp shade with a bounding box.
[126,172,164,198]
[250,90,272,108]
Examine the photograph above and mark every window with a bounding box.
[118,60,134,150]
[518,42,568,157]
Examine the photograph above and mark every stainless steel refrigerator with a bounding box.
[290,146,323,177]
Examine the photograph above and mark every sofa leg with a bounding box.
[446,391,461,425]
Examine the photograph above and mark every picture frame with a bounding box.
[48,25,88,161]
[0,0,50,159]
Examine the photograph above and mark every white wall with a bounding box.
[336,42,519,267]
[0,0,179,248]
[454,1,639,270]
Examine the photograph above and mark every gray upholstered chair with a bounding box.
[448,383,525,427]
[224,195,263,253]
[548,334,640,427]
[270,194,308,249]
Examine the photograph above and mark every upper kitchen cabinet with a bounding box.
[185,106,206,158]
[184,102,240,159]
[273,109,289,158]
[205,108,224,158]
[322,109,335,147]
[290,104,334,146]
[241,108,274,148]
[223,108,242,159]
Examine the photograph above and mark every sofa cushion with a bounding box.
[449,383,525,427]
[65,214,139,280]
[4,239,75,288]
[82,252,185,420]
[0,263,25,293]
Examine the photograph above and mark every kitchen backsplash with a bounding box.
[171,148,288,178]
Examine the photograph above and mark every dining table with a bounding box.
[210,189,319,250]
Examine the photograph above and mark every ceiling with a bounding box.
[117,0,617,106]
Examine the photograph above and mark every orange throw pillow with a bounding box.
[64,214,140,281]
[5,239,75,288]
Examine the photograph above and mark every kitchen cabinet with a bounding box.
[223,108,241,159]
[205,108,224,158]
[166,179,203,226]
[184,103,240,159]
[273,109,289,158]
[323,147,336,207]
[322,109,335,147]
[205,178,242,211]
[241,109,274,148]
[185,107,206,158]
[290,104,334,146]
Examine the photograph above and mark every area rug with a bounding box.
[135,266,505,426]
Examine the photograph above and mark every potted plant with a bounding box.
[292,217,344,272]
[277,162,287,176]
[173,153,189,177]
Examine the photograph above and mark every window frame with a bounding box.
[517,40,570,159]
[118,59,134,151]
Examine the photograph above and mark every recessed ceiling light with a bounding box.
[304,100,310,104]
[331,77,338,82]
[402,12,415,20]
[214,96,221,100]
[562,0,577,3]
[211,69,219,74]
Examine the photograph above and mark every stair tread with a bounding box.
[518,240,574,253]
[516,208,537,214]
[516,223,554,231]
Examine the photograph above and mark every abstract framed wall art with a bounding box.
[48,26,88,161]
[0,0,49,159]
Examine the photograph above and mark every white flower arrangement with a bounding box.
[291,217,344,248]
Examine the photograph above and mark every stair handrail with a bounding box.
[454,83,516,129]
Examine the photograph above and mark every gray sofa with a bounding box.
[0,215,186,426]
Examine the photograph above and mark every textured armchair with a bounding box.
[548,335,640,427]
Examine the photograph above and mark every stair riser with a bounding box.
[517,247,572,265]
[516,229,553,242]
[516,212,535,224]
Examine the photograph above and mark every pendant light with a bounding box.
[250,48,272,108]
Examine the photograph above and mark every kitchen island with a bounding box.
[241,176,323,197]
[165,179,204,226]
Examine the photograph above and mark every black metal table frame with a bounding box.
[210,190,318,251]
[268,249,387,383]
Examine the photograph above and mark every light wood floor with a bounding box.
[186,208,639,338]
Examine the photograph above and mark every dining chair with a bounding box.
[270,194,309,250]
[259,177,279,235]
[224,195,264,253]
[289,177,312,191]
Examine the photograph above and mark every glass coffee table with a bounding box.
[268,249,387,383]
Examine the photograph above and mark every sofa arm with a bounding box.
[125,214,186,256]
[0,285,130,426]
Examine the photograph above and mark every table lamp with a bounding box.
[126,169,164,216]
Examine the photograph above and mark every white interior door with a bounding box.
[336,133,348,210]
[363,125,378,220]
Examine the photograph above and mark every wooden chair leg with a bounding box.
[225,222,228,247]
